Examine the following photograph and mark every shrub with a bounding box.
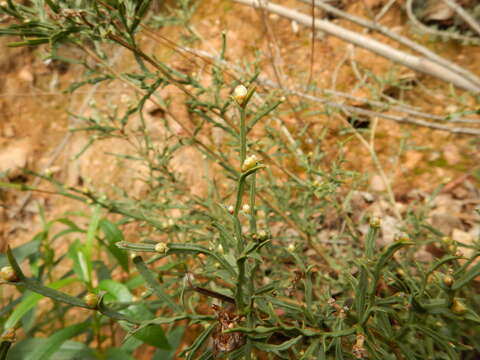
[1,1,480,359]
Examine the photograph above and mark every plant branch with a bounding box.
[296,0,480,88]
[441,0,480,38]
[234,0,480,93]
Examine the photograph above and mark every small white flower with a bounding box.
[287,243,295,253]
[227,205,235,214]
[242,204,251,213]
[232,85,248,105]
[155,242,168,253]
[242,154,258,172]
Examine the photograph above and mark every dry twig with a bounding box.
[441,0,480,38]
[176,47,480,135]
[405,0,479,44]
[296,0,480,88]
[234,0,480,93]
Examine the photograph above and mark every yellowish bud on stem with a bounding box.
[369,216,381,228]
[84,293,98,308]
[242,154,258,172]
[232,85,248,106]
[155,242,168,254]
[451,298,467,314]
[443,274,454,287]
[0,266,18,282]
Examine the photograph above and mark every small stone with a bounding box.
[452,228,473,245]
[443,144,461,166]
[369,175,386,192]
[3,124,15,138]
[291,20,299,34]
[0,139,31,179]
[18,67,34,83]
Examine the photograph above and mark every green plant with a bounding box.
[1,1,480,359]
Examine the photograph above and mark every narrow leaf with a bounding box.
[24,322,90,360]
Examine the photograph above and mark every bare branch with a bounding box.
[234,0,480,93]
[405,0,479,43]
[441,0,480,38]
[296,0,480,88]
[178,46,480,134]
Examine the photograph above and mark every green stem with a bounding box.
[239,106,247,165]
[249,174,257,234]
[236,258,247,312]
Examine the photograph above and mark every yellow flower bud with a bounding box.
[84,293,98,308]
[443,275,454,287]
[242,154,258,172]
[0,266,17,282]
[369,216,381,228]
[451,298,467,314]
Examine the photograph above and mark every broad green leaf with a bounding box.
[51,341,95,360]
[68,240,90,284]
[99,279,132,302]
[153,326,185,360]
[100,219,129,271]
[9,338,93,360]
[104,348,134,360]
[84,205,102,285]
[133,325,170,349]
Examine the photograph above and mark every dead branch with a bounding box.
[234,0,480,93]
[179,46,480,135]
[296,0,480,88]
[405,0,479,43]
[441,0,480,38]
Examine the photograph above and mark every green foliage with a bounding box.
[1,0,480,359]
